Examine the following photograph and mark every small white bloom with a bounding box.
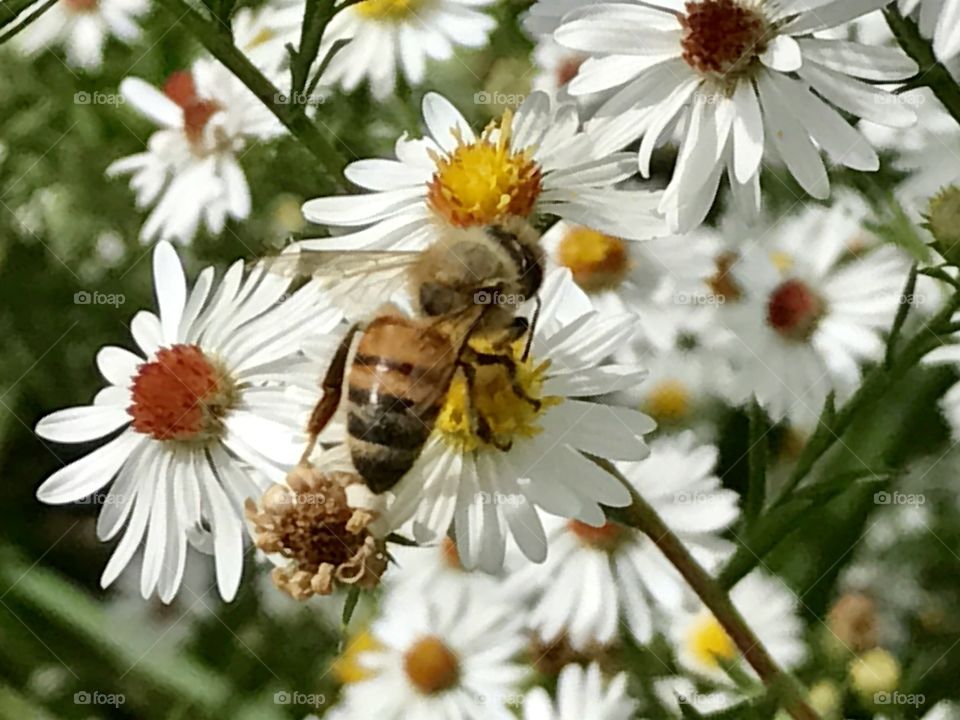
[507,431,738,647]
[549,0,919,231]
[668,571,807,683]
[300,91,665,257]
[14,0,149,70]
[316,0,497,100]
[107,57,284,244]
[34,241,342,602]
[719,207,909,425]
[233,0,307,80]
[331,580,528,719]
[523,663,637,720]
[341,270,657,574]
[386,535,500,598]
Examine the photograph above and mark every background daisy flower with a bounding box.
[331,580,528,719]
[506,431,739,647]
[300,91,665,252]
[13,0,149,71]
[34,241,341,602]
[551,0,919,230]
[900,0,960,62]
[522,663,637,720]
[668,570,807,683]
[107,57,284,244]
[315,0,497,100]
[343,269,656,573]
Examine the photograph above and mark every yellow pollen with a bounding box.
[436,337,559,453]
[557,226,631,293]
[245,27,277,50]
[404,636,460,695]
[427,110,543,228]
[356,0,424,20]
[332,630,381,684]
[644,379,691,423]
[687,612,738,669]
[770,250,794,273]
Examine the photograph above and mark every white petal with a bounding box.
[421,92,474,153]
[760,35,802,72]
[120,77,182,127]
[36,431,143,504]
[152,241,187,345]
[96,346,141,387]
[35,405,131,443]
[732,80,764,183]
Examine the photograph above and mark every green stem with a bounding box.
[155,0,346,180]
[605,478,820,720]
[745,398,768,524]
[885,7,960,125]
[289,0,337,98]
[0,0,37,30]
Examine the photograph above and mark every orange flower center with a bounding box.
[568,520,627,551]
[707,251,743,303]
[427,110,542,228]
[766,279,825,341]
[128,344,236,442]
[65,0,98,11]
[404,636,460,694]
[681,0,769,85]
[163,71,222,144]
[441,537,463,570]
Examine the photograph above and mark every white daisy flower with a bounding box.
[900,0,960,62]
[531,37,590,103]
[918,317,960,440]
[720,208,910,425]
[668,570,806,683]
[506,431,738,647]
[315,0,497,100]
[523,663,637,720]
[331,580,528,719]
[13,0,149,71]
[233,0,307,79]
[343,269,657,574]
[551,0,919,231]
[652,676,740,717]
[542,219,719,315]
[34,241,342,602]
[107,57,284,244]
[300,91,666,253]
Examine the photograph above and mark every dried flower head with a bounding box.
[245,465,388,600]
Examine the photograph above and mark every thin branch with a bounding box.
[0,0,39,31]
[0,0,56,44]
[745,398,768,524]
[604,476,820,720]
[155,0,347,180]
[885,7,960,126]
[885,264,918,368]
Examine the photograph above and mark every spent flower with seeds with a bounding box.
[34,241,342,602]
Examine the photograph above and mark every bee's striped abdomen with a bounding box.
[346,315,456,493]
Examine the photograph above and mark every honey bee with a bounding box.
[264,216,544,493]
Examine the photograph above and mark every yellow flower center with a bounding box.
[245,27,277,50]
[687,612,738,669]
[557,226,631,293]
[770,250,794,273]
[404,636,460,695]
[356,0,425,20]
[331,630,381,685]
[644,379,691,423]
[427,110,543,228]
[436,337,559,453]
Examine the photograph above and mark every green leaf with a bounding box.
[342,587,361,627]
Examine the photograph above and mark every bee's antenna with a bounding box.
[522,295,541,362]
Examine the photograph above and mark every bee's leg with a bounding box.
[456,359,512,452]
[301,322,363,465]
[521,296,541,362]
[469,351,542,412]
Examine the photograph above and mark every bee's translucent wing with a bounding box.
[259,249,420,321]
[259,250,422,280]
